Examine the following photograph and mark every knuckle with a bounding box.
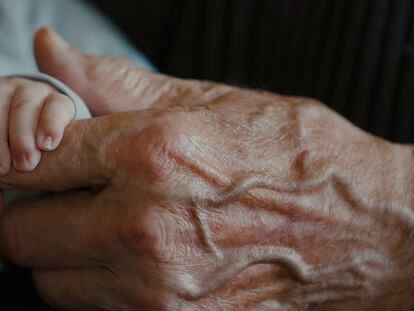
[138,124,176,181]
[10,98,34,112]
[141,114,196,180]
[115,209,166,259]
[108,111,198,186]
[109,110,205,198]
[116,118,181,183]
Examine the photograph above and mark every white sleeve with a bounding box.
[2,73,91,119]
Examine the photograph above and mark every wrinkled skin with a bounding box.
[0,28,413,311]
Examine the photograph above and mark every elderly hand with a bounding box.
[0,29,413,311]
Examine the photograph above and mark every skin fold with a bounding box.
[0,28,413,310]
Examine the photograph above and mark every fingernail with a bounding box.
[13,152,40,172]
[40,135,54,151]
[13,154,28,171]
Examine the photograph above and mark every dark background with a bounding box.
[3,0,414,309]
[90,0,414,144]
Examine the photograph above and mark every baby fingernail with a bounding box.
[13,152,40,171]
[44,136,53,150]
[13,154,27,170]
[39,135,54,150]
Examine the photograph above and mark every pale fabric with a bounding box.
[0,0,154,74]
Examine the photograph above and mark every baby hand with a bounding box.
[0,77,75,174]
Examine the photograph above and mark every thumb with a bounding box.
[0,113,145,192]
[34,27,155,116]
[34,28,222,116]
[34,27,90,104]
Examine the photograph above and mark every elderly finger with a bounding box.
[34,28,226,116]
[33,268,113,311]
[34,268,179,311]
[0,191,108,268]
